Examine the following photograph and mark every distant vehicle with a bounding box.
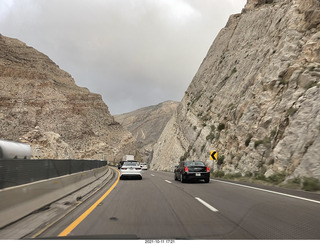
[140,163,148,170]
[174,161,210,183]
[122,155,134,161]
[120,161,142,180]
[0,140,31,159]
[118,159,138,169]
[118,161,125,169]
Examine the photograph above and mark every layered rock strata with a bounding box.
[150,0,320,181]
[0,34,134,161]
[115,101,179,162]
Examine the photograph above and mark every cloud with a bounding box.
[0,0,14,21]
[0,0,246,114]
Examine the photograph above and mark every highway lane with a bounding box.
[37,168,320,239]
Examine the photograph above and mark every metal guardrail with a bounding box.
[0,159,108,189]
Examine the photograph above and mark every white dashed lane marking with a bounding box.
[195,197,219,212]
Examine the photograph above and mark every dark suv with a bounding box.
[174,161,210,183]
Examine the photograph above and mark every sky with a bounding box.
[0,0,246,115]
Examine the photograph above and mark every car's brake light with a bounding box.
[136,168,141,170]
[206,167,210,172]
[185,166,189,172]
[122,168,127,170]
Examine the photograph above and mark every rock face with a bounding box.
[0,34,134,161]
[114,101,179,162]
[150,0,320,180]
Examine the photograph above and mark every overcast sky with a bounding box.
[0,0,246,115]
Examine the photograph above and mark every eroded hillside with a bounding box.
[114,101,179,162]
[0,34,134,160]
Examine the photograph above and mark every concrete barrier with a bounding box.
[0,166,110,228]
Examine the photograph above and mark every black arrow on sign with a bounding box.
[211,151,217,160]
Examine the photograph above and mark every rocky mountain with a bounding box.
[114,101,179,162]
[0,34,134,161]
[150,0,320,182]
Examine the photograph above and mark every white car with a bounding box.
[140,163,148,170]
[120,161,142,180]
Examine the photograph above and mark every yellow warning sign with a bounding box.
[210,151,217,160]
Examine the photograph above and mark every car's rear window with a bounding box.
[184,161,205,166]
[123,162,138,166]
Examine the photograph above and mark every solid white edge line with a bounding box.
[165,180,172,184]
[211,179,320,205]
[195,197,219,212]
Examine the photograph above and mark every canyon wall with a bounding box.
[0,34,134,161]
[150,0,320,181]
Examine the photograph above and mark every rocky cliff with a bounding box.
[150,0,320,181]
[0,34,134,161]
[114,101,179,162]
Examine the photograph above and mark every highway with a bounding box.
[36,168,320,240]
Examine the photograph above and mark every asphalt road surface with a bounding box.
[37,168,320,240]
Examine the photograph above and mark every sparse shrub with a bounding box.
[267,173,286,184]
[287,107,298,116]
[218,123,225,131]
[202,115,210,122]
[180,146,193,161]
[255,173,267,181]
[245,133,253,147]
[292,178,301,184]
[180,155,186,161]
[206,133,215,142]
[254,140,264,149]
[302,177,320,191]
[267,159,275,165]
[217,155,225,165]
[225,173,242,179]
[224,174,233,179]
[254,137,271,149]
[201,144,205,152]
[284,177,302,189]
[231,67,237,75]
[270,129,277,138]
[206,125,216,142]
[279,77,288,86]
[213,171,225,178]
[180,151,190,161]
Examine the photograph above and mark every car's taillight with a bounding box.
[122,168,127,170]
[206,167,210,172]
[136,168,141,170]
[185,166,189,172]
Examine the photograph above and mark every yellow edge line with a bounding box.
[32,167,113,238]
[58,169,120,237]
